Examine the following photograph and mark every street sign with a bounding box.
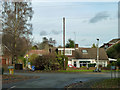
[8,66,14,69]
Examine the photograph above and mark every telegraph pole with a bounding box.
[63,17,66,70]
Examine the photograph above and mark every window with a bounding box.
[79,61,90,63]
[82,50,88,54]
[105,45,108,48]
[65,50,72,55]
[61,50,72,55]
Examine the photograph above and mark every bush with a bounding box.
[117,58,120,67]
[81,66,87,68]
[106,43,120,59]
[29,54,39,65]
[88,63,96,67]
[107,62,117,68]
[33,53,61,70]
[107,64,111,68]
[56,54,68,70]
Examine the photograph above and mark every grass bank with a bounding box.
[91,78,120,88]
[57,70,93,72]
[13,69,120,73]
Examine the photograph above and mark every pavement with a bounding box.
[2,72,116,89]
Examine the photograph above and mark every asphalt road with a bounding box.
[2,72,114,88]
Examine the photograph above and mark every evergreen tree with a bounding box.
[92,43,97,48]
[66,39,75,48]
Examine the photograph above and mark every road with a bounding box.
[3,72,113,88]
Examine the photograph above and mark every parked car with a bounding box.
[68,64,76,68]
[93,68,101,72]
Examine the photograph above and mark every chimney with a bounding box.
[75,44,78,49]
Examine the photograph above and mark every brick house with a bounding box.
[1,55,12,65]
[0,44,12,65]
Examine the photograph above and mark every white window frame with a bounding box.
[82,50,88,54]
[61,50,72,55]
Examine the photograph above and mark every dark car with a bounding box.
[93,68,101,72]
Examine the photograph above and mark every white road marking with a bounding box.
[10,86,16,88]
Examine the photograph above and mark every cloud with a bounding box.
[51,30,61,35]
[81,39,87,42]
[40,31,48,36]
[89,11,110,23]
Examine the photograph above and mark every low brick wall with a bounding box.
[88,67,96,70]
[101,67,110,70]
[77,68,88,70]
[66,67,76,70]
[67,67,99,70]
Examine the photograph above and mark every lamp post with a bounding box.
[97,39,99,70]
[63,17,66,70]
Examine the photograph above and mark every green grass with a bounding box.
[102,70,120,72]
[33,69,120,73]
[92,78,120,88]
[57,70,93,72]
[34,70,94,73]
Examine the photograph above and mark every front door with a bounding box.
[74,61,76,67]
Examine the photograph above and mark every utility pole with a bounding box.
[97,39,99,70]
[63,17,65,70]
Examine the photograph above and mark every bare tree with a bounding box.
[2,1,33,63]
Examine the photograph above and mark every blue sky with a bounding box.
[31,1,118,47]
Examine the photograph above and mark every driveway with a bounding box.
[2,72,112,88]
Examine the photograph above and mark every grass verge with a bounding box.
[91,78,120,88]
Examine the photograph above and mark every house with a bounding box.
[57,44,109,68]
[101,38,120,50]
[0,44,12,65]
[1,55,12,65]
[70,48,109,68]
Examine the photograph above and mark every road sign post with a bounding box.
[8,66,14,75]
[111,66,116,79]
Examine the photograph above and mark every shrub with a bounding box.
[29,54,39,65]
[117,58,120,67]
[81,66,87,68]
[34,53,60,70]
[56,54,68,70]
[88,63,96,67]
[107,62,117,68]
[106,43,120,59]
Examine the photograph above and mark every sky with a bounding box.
[31,1,118,47]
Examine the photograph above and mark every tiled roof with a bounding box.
[75,48,108,60]
[108,38,120,44]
